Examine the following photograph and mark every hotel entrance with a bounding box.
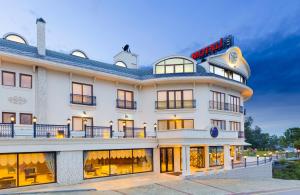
[160,148,174,173]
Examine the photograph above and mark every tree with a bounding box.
[283,128,300,149]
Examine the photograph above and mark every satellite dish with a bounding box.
[122,44,130,52]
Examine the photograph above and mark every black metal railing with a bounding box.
[232,156,273,169]
[209,101,243,113]
[238,131,245,138]
[0,123,14,138]
[85,125,112,138]
[123,127,146,138]
[155,100,196,109]
[34,124,70,138]
[116,99,137,109]
[70,94,96,106]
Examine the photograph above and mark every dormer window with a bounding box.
[3,33,28,44]
[71,50,88,59]
[155,57,194,74]
[115,61,127,68]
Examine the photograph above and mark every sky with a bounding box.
[0,0,299,136]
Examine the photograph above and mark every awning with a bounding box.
[0,154,16,166]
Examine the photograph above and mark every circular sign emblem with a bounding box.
[210,127,219,138]
[229,51,238,65]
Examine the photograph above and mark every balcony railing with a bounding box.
[155,100,196,109]
[116,99,137,110]
[85,125,112,138]
[0,123,14,138]
[209,101,243,113]
[238,131,245,138]
[123,127,146,138]
[34,124,69,138]
[70,94,96,106]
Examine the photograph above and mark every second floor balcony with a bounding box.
[155,100,196,110]
[70,94,96,106]
[116,99,137,110]
[209,101,244,113]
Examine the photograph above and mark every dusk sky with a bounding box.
[0,0,299,135]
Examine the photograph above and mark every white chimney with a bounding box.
[114,45,138,69]
[36,18,46,56]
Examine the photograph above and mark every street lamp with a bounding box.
[67,118,71,124]
[154,123,157,131]
[256,155,259,165]
[32,116,37,123]
[10,116,15,123]
[244,156,247,167]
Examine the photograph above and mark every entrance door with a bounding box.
[118,119,134,137]
[160,148,174,173]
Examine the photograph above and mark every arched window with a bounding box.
[155,57,194,74]
[71,50,88,59]
[115,61,127,68]
[3,33,28,44]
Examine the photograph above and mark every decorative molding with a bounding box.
[8,96,27,105]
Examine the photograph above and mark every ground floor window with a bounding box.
[0,152,56,189]
[190,147,205,172]
[209,146,224,167]
[83,149,153,179]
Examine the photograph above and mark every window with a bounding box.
[155,57,194,74]
[2,71,15,87]
[229,121,241,131]
[0,152,56,189]
[19,74,32,89]
[158,119,194,130]
[210,91,225,110]
[70,50,88,58]
[156,90,194,109]
[4,34,27,44]
[117,89,135,109]
[2,112,16,124]
[211,119,226,130]
[71,82,94,105]
[72,116,93,131]
[20,113,32,125]
[83,149,153,179]
[209,146,224,167]
[229,95,241,112]
[190,147,205,172]
[209,64,246,84]
[115,61,127,67]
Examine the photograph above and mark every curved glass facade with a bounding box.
[155,58,194,74]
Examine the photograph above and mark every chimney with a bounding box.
[36,18,46,56]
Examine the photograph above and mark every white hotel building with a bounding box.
[0,19,253,190]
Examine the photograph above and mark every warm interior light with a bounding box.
[32,116,37,123]
[109,120,113,126]
[67,118,71,124]
[10,116,15,123]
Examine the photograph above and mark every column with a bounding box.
[224,144,232,170]
[204,145,210,169]
[56,151,83,185]
[153,148,160,173]
[174,147,181,172]
[181,145,191,176]
[36,67,48,123]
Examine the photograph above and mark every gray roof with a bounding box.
[0,38,229,81]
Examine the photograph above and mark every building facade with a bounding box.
[0,19,253,190]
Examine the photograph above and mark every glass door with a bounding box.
[160,148,174,173]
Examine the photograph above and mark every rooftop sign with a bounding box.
[191,35,234,61]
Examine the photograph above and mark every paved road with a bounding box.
[2,163,300,195]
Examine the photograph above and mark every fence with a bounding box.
[232,156,273,169]
[34,124,70,138]
[0,123,14,138]
[85,125,112,138]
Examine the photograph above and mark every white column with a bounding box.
[153,148,160,173]
[57,151,83,185]
[204,145,210,169]
[36,67,48,123]
[181,145,190,176]
[174,147,181,172]
[224,144,232,170]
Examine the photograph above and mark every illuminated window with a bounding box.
[2,71,15,87]
[155,57,194,74]
[20,74,32,89]
[4,34,27,44]
[133,149,153,173]
[70,50,88,59]
[115,61,127,68]
[0,154,17,189]
[84,151,110,178]
[190,147,205,172]
[209,146,224,167]
[158,119,194,130]
[20,113,32,125]
[71,82,94,105]
[72,116,93,131]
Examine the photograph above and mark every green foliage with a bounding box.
[273,160,300,180]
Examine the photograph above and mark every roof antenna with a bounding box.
[122,44,130,53]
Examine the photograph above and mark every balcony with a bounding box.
[209,101,243,113]
[116,99,137,110]
[155,100,196,110]
[70,94,96,106]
